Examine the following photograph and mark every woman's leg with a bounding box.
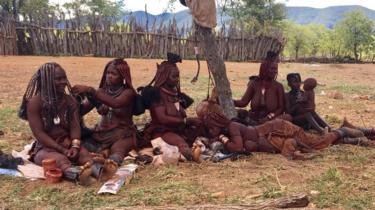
[160,132,192,160]
[34,149,71,171]
[109,136,135,165]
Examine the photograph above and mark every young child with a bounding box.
[285,74,329,134]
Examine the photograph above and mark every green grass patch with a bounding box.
[311,167,374,209]
[324,114,341,125]
[117,180,206,206]
[0,107,29,133]
[328,84,373,94]
[311,167,344,208]
[255,173,284,199]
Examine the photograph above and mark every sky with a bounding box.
[50,0,375,15]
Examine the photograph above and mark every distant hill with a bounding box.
[287,5,375,28]
[123,5,375,29]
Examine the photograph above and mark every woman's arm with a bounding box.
[72,85,135,109]
[224,123,244,152]
[233,84,254,107]
[94,88,135,109]
[68,98,81,140]
[151,105,185,127]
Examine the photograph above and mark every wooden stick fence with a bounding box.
[1,14,284,61]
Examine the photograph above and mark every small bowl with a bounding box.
[45,168,63,184]
[42,158,57,175]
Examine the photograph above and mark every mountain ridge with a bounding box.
[123,5,375,29]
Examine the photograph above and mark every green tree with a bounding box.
[305,24,329,57]
[335,11,374,62]
[63,0,89,29]
[227,0,286,29]
[86,0,124,29]
[282,21,310,60]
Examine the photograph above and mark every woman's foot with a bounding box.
[100,159,118,182]
[292,151,320,160]
[79,162,96,186]
[341,117,356,129]
[192,145,202,163]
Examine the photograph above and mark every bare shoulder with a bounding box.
[27,95,42,107]
[228,121,243,135]
[123,88,136,96]
[274,81,285,90]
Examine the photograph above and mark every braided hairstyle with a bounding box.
[148,52,182,89]
[19,62,72,124]
[203,111,231,129]
[99,58,134,90]
[259,51,279,81]
[140,53,185,108]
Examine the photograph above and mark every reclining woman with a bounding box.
[72,58,136,181]
[202,111,375,160]
[140,53,200,161]
[19,62,93,184]
[233,52,287,125]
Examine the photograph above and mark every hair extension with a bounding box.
[204,112,231,128]
[19,62,73,129]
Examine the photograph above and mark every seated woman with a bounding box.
[140,53,199,161]
[285,74,330,134]
[72,59,136,181]
[19,62,93,184]
[202,111,375,160]
[233,52,286,125]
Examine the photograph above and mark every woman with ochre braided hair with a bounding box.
[234,52,288,125]
[140,53,201,161]
[19,62,93,184]
[72,58,136,181]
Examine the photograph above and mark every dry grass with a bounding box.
[1,56,375,209]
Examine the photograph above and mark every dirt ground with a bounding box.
[1,56,375,209]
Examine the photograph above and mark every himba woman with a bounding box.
[233,51,287,125]
[140,53,200,161]
[72,58,136,181]
[201,111,375,160]
[19,62,93,184]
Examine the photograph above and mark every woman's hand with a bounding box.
[72,85,93,95]
[65,147,79,160]
[97,105,109,115]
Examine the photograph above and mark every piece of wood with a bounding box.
[104,193,310,210]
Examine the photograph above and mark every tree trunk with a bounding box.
[295,47,299,61]
[354,43,358,62]
[195,24,237,119]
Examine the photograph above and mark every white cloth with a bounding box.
[151,137,181,166]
